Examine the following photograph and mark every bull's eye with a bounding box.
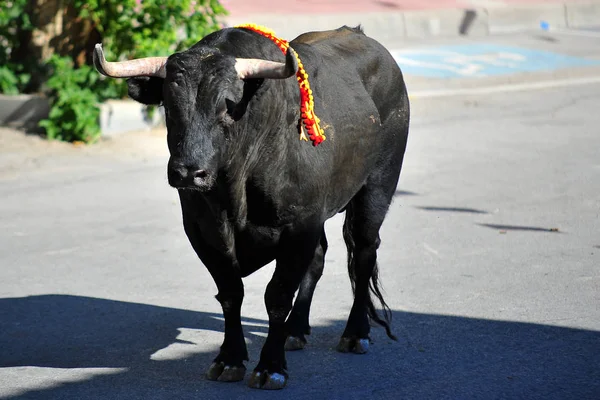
[224,98,245,122]
[217,98,235,126]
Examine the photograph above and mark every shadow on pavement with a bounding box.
[416,206,488,214]
[478,223,562,233]
[394,189,418,197]
[1,295,598,400]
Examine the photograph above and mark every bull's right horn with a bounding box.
[235,46,298,80]
[93,43,169,78]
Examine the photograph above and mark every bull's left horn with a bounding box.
[93,43,169,78]
[235,46,298,80]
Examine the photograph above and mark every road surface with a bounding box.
[1,28,599,400]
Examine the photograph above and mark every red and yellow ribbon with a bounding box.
[235,24,326,146]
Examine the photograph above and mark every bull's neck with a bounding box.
[221,76,299,227]
[235,24,325,146]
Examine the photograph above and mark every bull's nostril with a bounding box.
[193,169,208,179]
[167,161,213,190]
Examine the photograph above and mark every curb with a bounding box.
[0,94,49,133]
[223,2,600,43]
[0,95,163,138]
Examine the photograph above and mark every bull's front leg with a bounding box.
[248,227,323,390]
[183,219,248,382]
[205,272,247,382]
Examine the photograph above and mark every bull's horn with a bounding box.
[235,47,298,80]
[93,43,168,78]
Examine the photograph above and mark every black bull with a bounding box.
[94,25,410,389]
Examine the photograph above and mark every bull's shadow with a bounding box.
[0,294,234,371]
[1,295,599,400]
[0,294,270,399]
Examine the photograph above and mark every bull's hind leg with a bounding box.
[338,185,399,354]
[284,229,328,351]
[337,113,408,354]
[249,227,323,389]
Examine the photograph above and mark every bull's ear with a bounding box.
[126,76,164,105]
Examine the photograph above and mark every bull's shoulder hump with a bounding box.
[291,25,364,46]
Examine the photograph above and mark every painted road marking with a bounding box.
[391,44,600,78]
[409,75,600,98]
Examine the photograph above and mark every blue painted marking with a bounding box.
[391,44,600,78]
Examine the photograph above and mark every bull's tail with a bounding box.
[343,214,397,341]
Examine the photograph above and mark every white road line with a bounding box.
[423,243,441,258]
[409,75,600,98]
[44,246,80,255]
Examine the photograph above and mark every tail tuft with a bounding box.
[367,264,397,341]
[343,213,396,341]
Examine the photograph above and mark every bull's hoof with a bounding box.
[284,336,306,351]
[206,362,246,382]
[248,370,288,390]
[336,337,370,354]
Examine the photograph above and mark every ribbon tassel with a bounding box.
[236,23,326,146]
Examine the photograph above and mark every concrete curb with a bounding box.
[0,94,49,133]
[0,95,163,138]
[224,1,600,43]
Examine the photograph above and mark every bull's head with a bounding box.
[93,43,297,191]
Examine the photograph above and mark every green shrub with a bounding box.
[0,0,30,63]
[39,56,101,142]
[0,66,20,95]
[0,0,31,94]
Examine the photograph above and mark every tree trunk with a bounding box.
[12,0,101,92]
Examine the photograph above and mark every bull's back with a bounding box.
[292,26,408,124]
[286,27,409,215]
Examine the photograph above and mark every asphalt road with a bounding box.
[1,29,599,400]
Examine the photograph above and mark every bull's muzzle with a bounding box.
[168,162,214,191]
